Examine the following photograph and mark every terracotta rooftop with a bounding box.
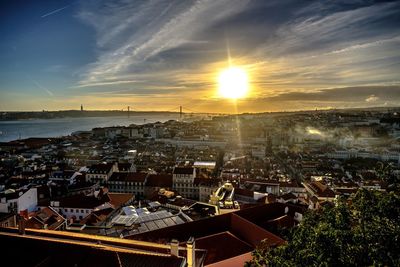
[80,208,113,226]
[128,203,290,265]
[196,231,253,265]
[26,207,65,230]
[108,193,134,208]
[305,181,336,198]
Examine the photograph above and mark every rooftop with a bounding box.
[39,193,111,209]
[109,172,147,183]
[173,167,194,175]
[87,163,114,174]
[128,203,291,265]
[0,228,192,267]
[146,174,173,188]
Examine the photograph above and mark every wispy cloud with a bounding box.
[365,94,379,102]
[71,0,400,112]
[41,5,69,18]
[77,0,250,87]
[72,80,140,88]
[32,80,54,96]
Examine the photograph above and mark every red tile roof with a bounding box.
[26,207,65,230]
[196,231,253,265]
[108,193,134,207]
[306,181,336,198]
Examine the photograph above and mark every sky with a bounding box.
[0,0,399,113]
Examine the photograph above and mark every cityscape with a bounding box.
[1,1,400,267]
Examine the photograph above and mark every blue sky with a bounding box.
[0,0,399,112]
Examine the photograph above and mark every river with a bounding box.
[0,114,180,142]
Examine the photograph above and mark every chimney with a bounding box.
[186,237,195,267]
[18,215,26,235]
[170,239,179,257]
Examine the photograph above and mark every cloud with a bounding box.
[70,0,400,112]
[365,94,379,102]
[77,0,250,87]
[41,5,69,18]
[263,86,400,103]
[32,80,54,96]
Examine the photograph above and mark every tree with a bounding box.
[375,161,400,193]
[247,189,400,266]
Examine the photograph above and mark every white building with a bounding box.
[173,167,198,199]
[0,187,38,213]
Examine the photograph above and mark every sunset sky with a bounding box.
[0,0,399,113]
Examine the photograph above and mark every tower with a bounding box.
[81,104,83,111]
[180,106,182,119]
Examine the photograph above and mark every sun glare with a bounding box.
[218,67,248,99]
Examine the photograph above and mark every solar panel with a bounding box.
[175,216,185,224]
[154,219,167,228]
[145,221,157,231]
[163,217,175,226]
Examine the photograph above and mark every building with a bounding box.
[38,190,134,221]
[49,170,83,185]
[303,181,336,207]
[86,163,118,184]
[173,167,197,199]
[108,172,147,198]
[25,207,66,230]
[117,162,136,173]
[194,178,221,203]
[0,187,38,213]
[145,174,173,198]
[279,180,307,198]
[0,213,16,228]
[128,203,301,266]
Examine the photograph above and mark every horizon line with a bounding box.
[1,105,399,115]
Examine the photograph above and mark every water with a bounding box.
[0,114,180,142]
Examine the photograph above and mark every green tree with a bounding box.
[246,190,400,266]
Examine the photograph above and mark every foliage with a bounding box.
[246,189,400,267]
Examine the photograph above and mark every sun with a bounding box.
[218,67,249,99]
